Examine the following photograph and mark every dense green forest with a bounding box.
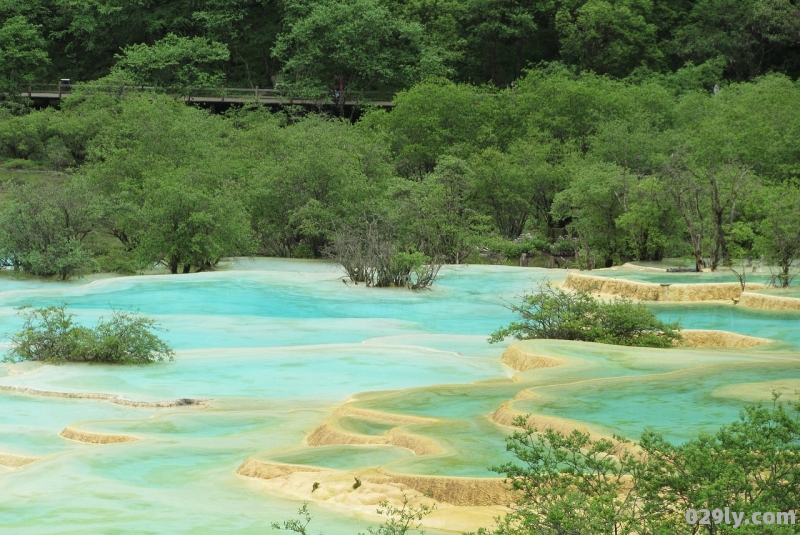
[0,0,799,285]
[3,0,800,91]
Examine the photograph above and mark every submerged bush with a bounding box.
[489,281,681,347]
[6,304,174,364]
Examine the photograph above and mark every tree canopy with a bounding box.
[3,0,800,93]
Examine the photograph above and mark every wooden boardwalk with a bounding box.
[22,84,395,108]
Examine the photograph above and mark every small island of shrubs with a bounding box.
[4,305,174,365]
[490,282,681,348]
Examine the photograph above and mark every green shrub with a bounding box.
[6,305,93,364]
[478,235,549,262]
[489,281,681,348]
[504,237,548,258]
[2,158,38,170]
[5,304,174,364]
[547,236,576,256]
[490,395,800,535]
[90,309,174,364]
[95,248,149,275]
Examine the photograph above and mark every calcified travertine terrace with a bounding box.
[564,272,769,301]
[0,259,798,534]
[739,291,800,310]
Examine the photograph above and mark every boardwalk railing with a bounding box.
[21,83,395,106]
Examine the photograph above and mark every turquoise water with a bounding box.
[514,361,800,443]
[652,303,800,346]
[0,259,798,533]
[589,266,776,284]
[751,287,800,297]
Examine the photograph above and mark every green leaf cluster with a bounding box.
[6,304,175,365]
[490,281,682,347]
[489,394,800,535]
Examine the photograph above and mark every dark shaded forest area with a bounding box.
[0,0,799,286]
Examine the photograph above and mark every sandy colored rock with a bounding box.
[565,272,661,300]
[667,283,765,301]
[711,379,800,402]
[385,429,442,456]
[0,453,39,468]
[238,459,508,532]
[333,406,437,424]
[490,403,590,436]
[0,385,205,408]
[306,420,442,456]
[678,329,772,349]
[564,272,766,302]
[237,458,323,479]
[512,389,537,400]
[60,426,140,444]
[501,344,564,372]
[307,421,384,447]
[739,291,800,311]
[372,469,517,507]
[237,458,515,507]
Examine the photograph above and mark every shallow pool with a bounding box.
[0,259,798,533]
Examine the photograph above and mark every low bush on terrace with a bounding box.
[5,304,174,364]
[490,281,681,348]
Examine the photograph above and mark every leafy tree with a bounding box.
[671,0,800,81]
[361,80,495,178]
[110,33,230,90]
[457,0,537,84]
[273,0,442,112]
[556,0,664,78]
[136,169,254,274]
[469,139,569,237]
[81,95,255,271]
[513,69,674,152]
[660,132,758,271]
[551,159,631,268]
[638,394,800,534]
[0,15,49,106]
[753,185,800,287]
[192,0,285,88]
[396,156,481,264]
[47,94,118,166]
[489,418,642,535]
[488,395,800,535]
[244,115,393,257]
[0,110,50,160]
[0,180,103,279]
[490,281,682,347]
[389,0,465,77]
[6,305,93,365]
[614,176,684,261]
[701,74,800,184]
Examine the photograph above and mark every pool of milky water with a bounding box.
[0,259,798,534]
[590,266,778,284]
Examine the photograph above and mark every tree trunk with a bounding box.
[695,253,704,273]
